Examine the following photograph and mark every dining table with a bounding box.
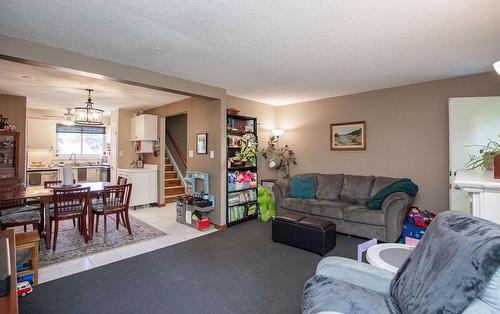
[0,181,111,249]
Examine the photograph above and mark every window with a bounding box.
[56,124,105,156]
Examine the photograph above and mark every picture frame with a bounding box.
[330,121,366,151]
[196,133,208,154]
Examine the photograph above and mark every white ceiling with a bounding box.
[1,1,500,106]
[0,59,189,117]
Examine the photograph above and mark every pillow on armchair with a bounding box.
[289,176,316,199]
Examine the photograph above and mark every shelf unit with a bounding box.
[226,114,258,226]
[0,131,19,181]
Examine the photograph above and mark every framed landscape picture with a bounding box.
[330,121,366,151]
[196,133,208,154]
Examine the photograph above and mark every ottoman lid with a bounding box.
[275,212,307,223]
[298,217,333,230]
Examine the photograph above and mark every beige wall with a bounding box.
[117,109,137,169]
[227,96,280,181]
[276,72,500,213]
[0,93,27,183]
[146,97,223,224]
[166,114,188,160]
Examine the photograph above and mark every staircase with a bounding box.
[164,156,185,203]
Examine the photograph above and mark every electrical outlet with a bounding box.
[189,150,194,158]
[210,151,214,158]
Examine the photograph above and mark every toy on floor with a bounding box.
[17,281,32,297]
[257,185,276,222]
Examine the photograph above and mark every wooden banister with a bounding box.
[166,129,187,168]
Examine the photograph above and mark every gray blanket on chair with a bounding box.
[390,210,500,313]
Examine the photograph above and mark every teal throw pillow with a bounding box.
[289,176,316,199]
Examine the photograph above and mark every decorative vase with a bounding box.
[494,154,500,179]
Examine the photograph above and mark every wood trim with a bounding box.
[213,223,227,230]
[330,121,366,151]
[166,129,187,168]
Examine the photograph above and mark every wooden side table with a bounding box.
[15,231,40,285]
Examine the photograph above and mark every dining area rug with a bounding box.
[17,215,165,267]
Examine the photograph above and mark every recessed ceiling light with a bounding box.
[21,75,31,79]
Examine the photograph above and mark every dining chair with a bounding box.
[49,187,90,251]
[117,176,128,185]
[44,180,77,228]
[0,179,41,233]
[91,183,132,243]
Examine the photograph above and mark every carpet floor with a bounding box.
[20,219,366,314]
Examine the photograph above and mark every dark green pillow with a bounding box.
[289,176,316,199]
[366,178,418,210]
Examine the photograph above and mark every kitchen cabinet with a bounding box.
[86,168,99,182]
[116,165,158,207]
[27,119,54,150]
[131,114,157,141]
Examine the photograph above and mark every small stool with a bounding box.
[15,231,40,285]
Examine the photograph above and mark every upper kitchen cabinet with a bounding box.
[131,114,157,141]
[27,118,54,150]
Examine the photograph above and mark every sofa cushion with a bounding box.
[303,274,396,314]
[282,197,316,213]
[310,200,351,219]
[289,176,316,199]
[316,174,344,200]
[340,175,375,204]
[343,204,385,226]
[370,176,401,197]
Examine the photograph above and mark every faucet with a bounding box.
[69,153,77,165]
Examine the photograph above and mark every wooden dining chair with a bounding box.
[43,180,77,227]
[91,183,132,242]
[49,187,90,251]
[117,176,127,185]
[0,179,41,233]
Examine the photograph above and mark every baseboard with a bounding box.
[213,223,227,230]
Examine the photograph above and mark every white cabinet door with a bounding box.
[130,115,157,141]
[27,118,54,150]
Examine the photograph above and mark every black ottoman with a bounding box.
[272,213,336,256]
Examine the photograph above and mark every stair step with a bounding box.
[165,171,177,179]
[165,193,184,203]
[165,164,174,171]
[165,186,185,195]
[165,178,182,187]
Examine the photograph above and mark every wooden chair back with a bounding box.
[117,176,128,185]
[0,178,24,209]
[44,180,62,188]
[102,184,132,213]
[52,187,90,218]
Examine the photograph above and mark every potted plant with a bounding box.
[465,135,500,178]
[230,133,257,167]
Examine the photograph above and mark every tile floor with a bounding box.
[37,204,217,284]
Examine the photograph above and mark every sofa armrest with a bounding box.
[272,180,289,215]
[316,256,394,294]
[382,192,413,242]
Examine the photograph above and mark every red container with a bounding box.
[495,154,500,179]
[196,218,211,230]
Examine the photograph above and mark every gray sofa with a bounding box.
[272,174,414,242]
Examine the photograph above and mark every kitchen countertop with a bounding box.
[454,170,500,191]
[27,164,111,171]
[117,164,158,173]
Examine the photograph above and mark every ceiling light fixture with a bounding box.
[73,89,103,125]
[494,60,500,75]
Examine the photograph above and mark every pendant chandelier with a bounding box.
[74,89,103,125]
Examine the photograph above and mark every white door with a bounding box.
[449,97,500,213]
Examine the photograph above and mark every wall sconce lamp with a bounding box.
[272,129,285,137]
[494,60,500,75]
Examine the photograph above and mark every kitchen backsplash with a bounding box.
[28,149,102,168]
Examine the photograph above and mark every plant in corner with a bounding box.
[464,135,500,170]
[261,135,297,178]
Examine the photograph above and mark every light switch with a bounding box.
[119,150,123,157]
[189,150,194,158]
[210,151,215,158]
